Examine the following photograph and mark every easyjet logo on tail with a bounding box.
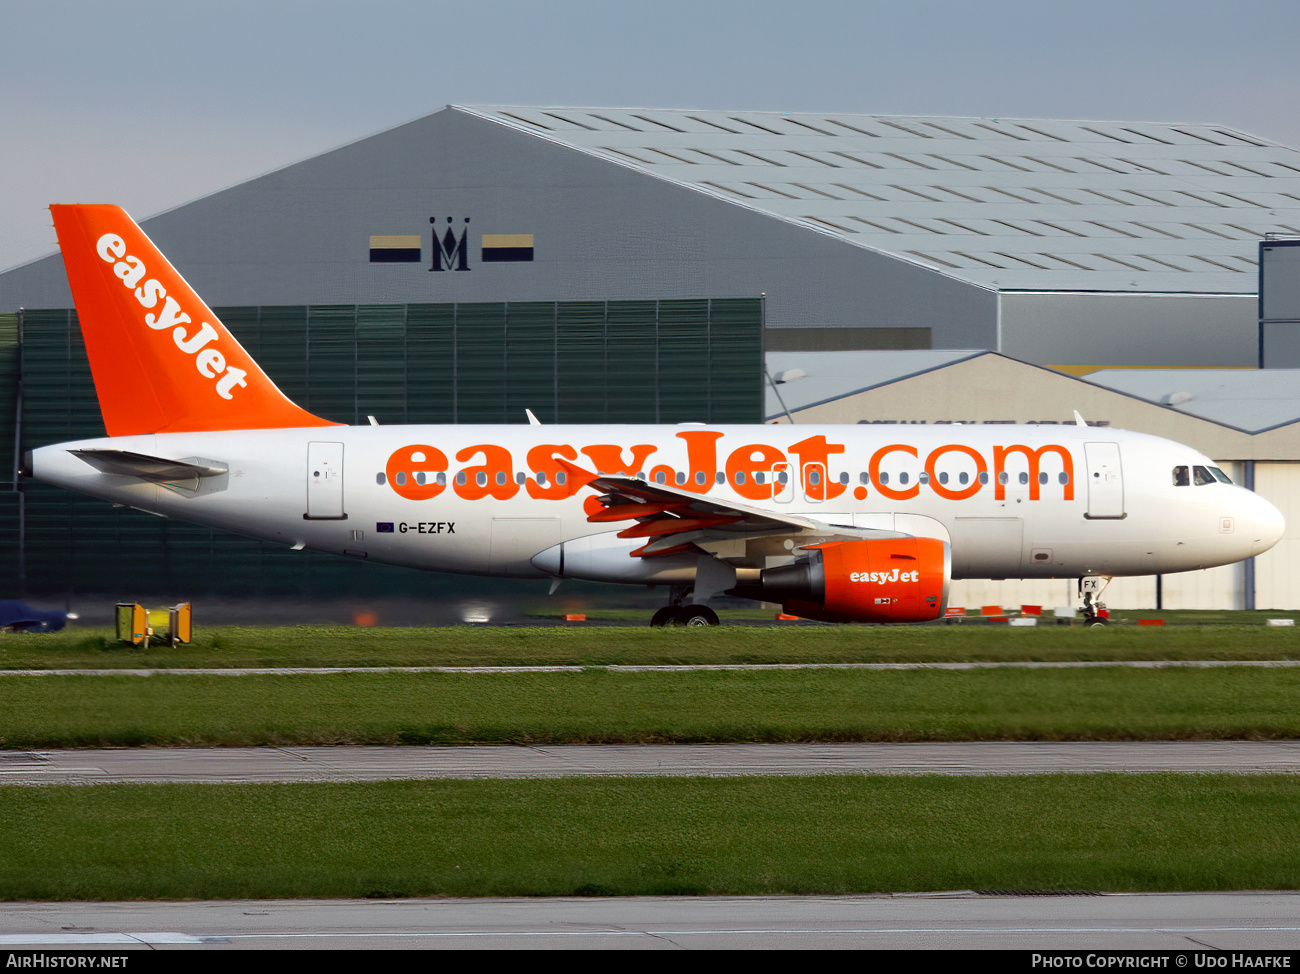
[52,204,335,435]
[94,233,248,400]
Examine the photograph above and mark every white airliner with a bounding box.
[24,205,1286,625]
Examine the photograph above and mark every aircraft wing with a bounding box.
[556,459,903,558]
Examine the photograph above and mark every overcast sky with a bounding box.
[3,0,1298,271]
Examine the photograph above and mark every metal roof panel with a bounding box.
[462,106,1300,294]
[763,349,987,418]
[1084,369,1300,431]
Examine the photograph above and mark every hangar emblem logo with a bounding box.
[368,217,534,269]
[430,216,471,272]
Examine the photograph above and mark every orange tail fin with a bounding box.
[50,204,339,435]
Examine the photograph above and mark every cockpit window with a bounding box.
[1210,467,1232,484]
[1173,465,1189,487]
[1193,465,1216,486]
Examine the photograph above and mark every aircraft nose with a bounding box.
[1243,490,1286,557]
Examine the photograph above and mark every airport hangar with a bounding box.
[765,350,1300,612]
[2,104,1300,608]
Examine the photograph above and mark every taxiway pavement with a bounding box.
[3,740,1299,785]
[4,892,1300,950]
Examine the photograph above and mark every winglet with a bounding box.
[553,456,601,495]
[50,204,340,435]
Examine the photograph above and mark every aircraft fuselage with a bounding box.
[29,422,1284,585]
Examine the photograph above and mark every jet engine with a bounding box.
[748,537,950,624]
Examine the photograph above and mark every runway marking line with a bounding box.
[3,660,1300,677]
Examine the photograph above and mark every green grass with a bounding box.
[4,620,1300,670]
[5,666,1300,747]
[5,623,1298,903]
[2,774,1296,900]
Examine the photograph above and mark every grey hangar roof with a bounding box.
[1085,368,1300,433]
[464,106,1300,293]
[765,349,984,418]
[759,349,1300,460]
[1,104,1292,371]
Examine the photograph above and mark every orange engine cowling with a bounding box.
[773,537,950,624]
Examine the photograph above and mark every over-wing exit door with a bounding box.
[305,441,346,519]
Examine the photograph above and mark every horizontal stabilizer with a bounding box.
[70,449,228,482]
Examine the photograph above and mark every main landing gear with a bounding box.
[1078,575,1112,627]
[650,605,720,626]
[650,584,721,627]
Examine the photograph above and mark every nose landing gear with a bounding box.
[1079,575,1112,626]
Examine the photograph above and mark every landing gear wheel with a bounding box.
[1078,575,1112,630]
[649,606,679,628]
[674,604,720,627]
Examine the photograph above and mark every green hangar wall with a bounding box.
[3,299,761,598]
